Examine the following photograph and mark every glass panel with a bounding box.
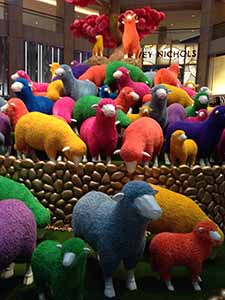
[208,55,225,95]
[185,44,198,65]
[183,65,197,84]
[170,44,186,65]
[0,36,8,97]
[157,44,172,65]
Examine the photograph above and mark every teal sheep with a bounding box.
[73,95,131,128]
[105,61,152,88]
[31,238,89,300]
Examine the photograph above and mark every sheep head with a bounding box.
[62,141,87,166]
[171,130,187,144]
[92,98,117,119]
[121,87,139,102]
[193,220,222,245]
[123,10,138,24]
[55,64,73,78]
[113,67,130,82]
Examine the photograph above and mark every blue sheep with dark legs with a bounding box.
[72,180,162,298]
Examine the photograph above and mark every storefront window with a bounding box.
[208,55,225,95]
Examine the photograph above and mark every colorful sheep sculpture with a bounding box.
[52,96,75,124]
[15,112,87,165]
[164,106,225,166]
[114,117,163,173]
[148,184,224,241]
[11,78,53,114]
[46,79,64,102]
[0,112,12,155]
[31,238,89,300]
[0,175,50,229]
[55,64,97,100]
[1,98,28,128]
[70,60,90,78]
[80,98,118,163]
[185,92,209,117]
[114,86,140,113]
[0,199,37,285]
[127,105,152,122]
[149,220,222,291]
[185,108,208,122]
[154,64,180,87]
[98,84,117,99]
[170,130,198,166]
[167,103,186,128]
[147,84,170,130]
[79,64,106,87]
[161,84,193,107]
[72,181,162,298]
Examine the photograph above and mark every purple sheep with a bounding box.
[80,98,118,164]
[217,129,225,162]
[0,112,12,155]
[164,106,225,166]
[0,199,37,285]
[53,97,75,124]
[167,103,186,127]
[70,60,90,78]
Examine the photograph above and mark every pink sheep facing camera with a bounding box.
[80,98,118,164]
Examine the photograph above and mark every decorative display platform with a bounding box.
[0,155,224,231]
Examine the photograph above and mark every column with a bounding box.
[197,0,215,86]
[6,0,24,83]
[158,26,167,44]
[57,0,75,64]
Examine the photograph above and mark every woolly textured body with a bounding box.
[162,84,193,107]
[47,80,64,102]
[164,106,225,158]
[15,112,86,160]
[121,117,163,162]
[79,64,106,87]
[53,97,75,124]
[148,184,224,241]
[167,103,186,127]
[0,112,11,146]
[0,199,36,270]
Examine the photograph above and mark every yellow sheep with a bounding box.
[148,184,224,242]
[47,80,64,102]
[49,62,60,80]
[127,105,152,122]
[92,35,104,57]
[162,83,194,107]
[170,130,198,166]
[15,112,86,165]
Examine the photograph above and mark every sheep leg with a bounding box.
[126,269,137,291]
[165,280,175,291]
[199,158,206,167]
[205,157,210,166]
[192,280,201,291]
[38,293,47,300]
[198,276,202,282]
[104,277,116,298]
[17,151,26,160]
[83,155,88,163]
[1,263,15,279]
[164,153,171,165]
[23,265,33,285]
[153,156,159,167]
[106,156,111,164]
[98,154,102,162]
[5,145,11,156]
[132,53,136,59]
[124,54,129,59]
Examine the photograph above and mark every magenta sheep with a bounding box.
[80,98,118,163]
[181,86,196,98]
[149,220,222,292]
[114,117,163,174]
[113,67,151,100]
[167,103,186,127]
[53,97,75,124]
[11,70,48,93]
[185,109,208,122]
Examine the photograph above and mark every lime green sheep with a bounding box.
[0,175,50,228]
[185,92,209,117]
[104,61,152,88]
[32,238,89,300]
[73,95,131,128]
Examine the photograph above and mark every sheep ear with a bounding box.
[91,104,98,110]
[56,243,62,248]
[62,146,70,152]
[112,193,124,201]
[215,110,219,115]
[62,252,76,267]
[198,227,205,233]
[113,149,121,155]
[122,20,125,24]
[9,102,16,107]
[83,247,91,254]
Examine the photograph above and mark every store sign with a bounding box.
[143,44,198,66]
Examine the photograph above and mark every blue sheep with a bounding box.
[72,181,162,298]
[147,84,170,130]
[55,64,98,101]
[164,105,225,166]
[0,199,37,285]
[11,78,53,114]
[98,84,117,99]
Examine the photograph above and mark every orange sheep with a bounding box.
[79,64,106,87]
[92,35,104,57]
[122,10,141,59]
[154,64,180,86]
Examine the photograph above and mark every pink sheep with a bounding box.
[53,97,75,124]
[114,87,139,113]
[185,109,208,122]
[80,98,118,163]
[113,67,151,100]
[149,220,222,292]
[114,117,163,173]
[11,70,48,93]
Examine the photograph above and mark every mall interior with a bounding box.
[1,1,225,300]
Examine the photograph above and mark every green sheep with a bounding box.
[31,238,89,300]
[104,61,152,88]
[185,92,209,117]
[0,175,50,228]
[73,95,131,128]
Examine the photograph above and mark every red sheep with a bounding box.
[149,220,222,292]
[114,117,163,173]
[115,87,140,113]
[79,64,106,87]
[154,64,180,87]
[185,109,208,122]
[122,10,141,59]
